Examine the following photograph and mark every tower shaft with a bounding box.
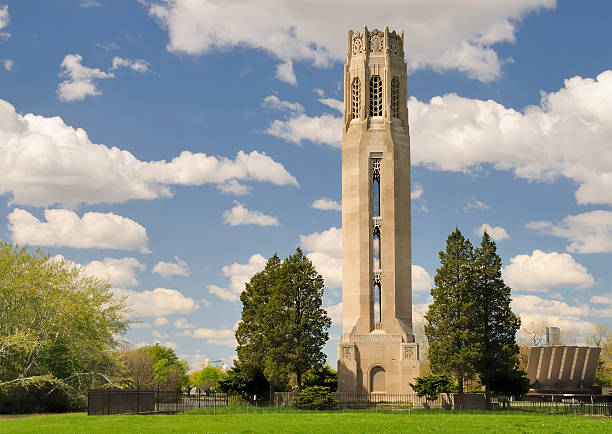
[337,26,419,394]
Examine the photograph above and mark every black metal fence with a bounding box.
[500,398,612,416]
[87,390,235,415]
[274,392,466,410]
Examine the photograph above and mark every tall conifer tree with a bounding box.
[425,229,481,397]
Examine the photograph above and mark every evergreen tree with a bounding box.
[473,232,521,394]
[236,249,331,390]
[425,229,481,399]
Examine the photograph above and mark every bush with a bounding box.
[411,375,456,401]
[293,386,337,410]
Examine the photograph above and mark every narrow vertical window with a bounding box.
[351,77,360,120]
[369,75,383,117]
[373,226,381,270]
[372,159,380,217]
[373,282,381,324]
[391,77,400,119]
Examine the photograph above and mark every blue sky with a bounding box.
[2,0,612,370]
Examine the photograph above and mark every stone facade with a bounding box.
[337,26,419,394]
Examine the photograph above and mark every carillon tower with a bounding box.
[337,26,419,394]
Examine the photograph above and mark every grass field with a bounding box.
[1,409,612,433]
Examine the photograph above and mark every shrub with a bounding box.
[293,386,337,410]
[411,375,456,401]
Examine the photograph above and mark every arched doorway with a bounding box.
[370,366,386,393]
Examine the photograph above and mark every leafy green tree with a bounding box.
[196,366,224,392]
[141,345,188,391]
[472,232,521,394]
[236,248,331,390]
[0,243,130,411]
[411,375,456,401]
[302,365,337,391]
[218,361,269,401]
[425,229,481,399]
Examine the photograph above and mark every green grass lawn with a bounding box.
[1,409,611,433]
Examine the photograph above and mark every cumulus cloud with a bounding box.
[410,71,612,206]
[0,5,10,39]
[411,183,424,200]
[207,254,267,302]
[502,250,594,292]
[114,287,198,317]
[412,265,433,292]
[152,257,190,278]
[300,227,343,288]
[154,316,168,326]
[174,317,196,329]
[325,302,342,326]
[527,210,612,253]
[261,95,304,113]
[3,59,12,71]
[222,201,279,226]
[111,56,149,72]
[477,223,509,241]
[9,208,150,253]
[464,197,490,212]
[179,327,236,347]
[266,112,342,147]
[512,294,594,332]
[311,197,341,211]
[275,59,296,85]
[57,54,114,101]
[146,0,555,83]
[0,98,298,207]
[318,98,343,113]
[83,257,145,287]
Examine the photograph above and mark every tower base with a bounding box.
[337,333,419,394]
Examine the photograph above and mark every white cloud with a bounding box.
[409,71,612,206]
[300,227,342,289]
[275,59,296,85]
[3,59,12,71]
[83,257,145,287]
[152,256,190,278]
[0,5,10,39]
[502,250,594,292]
[318,98,343,113]
[311,197,341,211]
[512,294,594,332]
[412,265,433,292]
[174,317,196,329]
[477,223,509,241]
[154,316,168,326]
[266,112,342,147]
[261,95,304,113]
[81,0,102,7]
[411,183,424,200]
[113,287,198,317]
[180,327,236,347]
[527,210,612,253]
[111,56,149,72]
[57,54,114,101]
[8,208,150,253]
[464,197,490,212]
[147,0,555,83]
[200,298,211,308]
[222,201,279,226]
[325,302,342,326]
[0,98,298,207]
[207,254,267,302]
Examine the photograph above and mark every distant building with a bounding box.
[526,326,600,394]
[203,359,225,369]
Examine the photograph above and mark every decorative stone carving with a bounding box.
[404,347,415,360]
[389,33,402,56]
[352,32,364,55]
[368,29,384,54]
[343,346,353,360]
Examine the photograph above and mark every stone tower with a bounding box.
[337,26,419,394]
